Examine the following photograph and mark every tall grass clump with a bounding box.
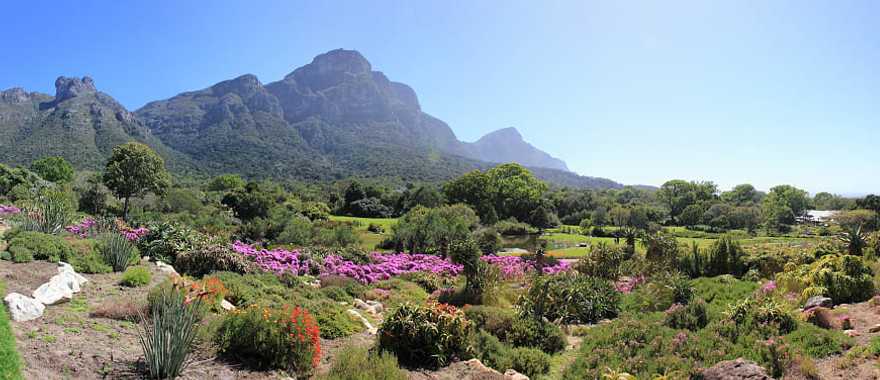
[139,289,200,379]
[98,233,139,272]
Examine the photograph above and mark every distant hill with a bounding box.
[0,49,622,189]
[0,77,191,173]
[464,127,569,171]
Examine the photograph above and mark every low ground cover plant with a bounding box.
[121,266,152,287]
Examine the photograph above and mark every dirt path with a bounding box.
[814,301,880,379]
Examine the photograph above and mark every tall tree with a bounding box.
[30,156,74,183]
[103,142,171,220]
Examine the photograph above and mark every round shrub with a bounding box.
[137,222,204,264]
[777,254,874,304]
[506,317,566,354]
[663,299,709,331]
[174,244,254,277]
[464,305,516,340]
[378,302,472,369]
[216,305,320,376]
[507,347,551,378]
[6,231,75,263]
[311,300,362,339]
[121,266,152,287]
[320,344,406,380]
[575,242,624,280]
[518,273,620,324]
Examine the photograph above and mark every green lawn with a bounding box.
[0,281,23,380]
[329,215,398,251]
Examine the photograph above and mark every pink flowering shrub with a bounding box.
[232,242,570,284]
[0,204,21,216]
[614,276,645,294]
[65,217,149,241]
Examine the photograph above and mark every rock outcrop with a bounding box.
[701,358,772,380]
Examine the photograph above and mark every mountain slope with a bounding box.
[0,77,189,172]
[465,127,569,171]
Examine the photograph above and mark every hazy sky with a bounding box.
[1,1,877,195]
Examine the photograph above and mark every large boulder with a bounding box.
[701,358,771,380]
[803,296,833,310]
[58,261,89,287]
[33,276,75,305]
[4,293,45,322]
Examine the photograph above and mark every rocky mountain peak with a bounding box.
[54,76,97,102]
[479,127,523,142]
[211,74,263,97]
[307,48,371,75]
[0,87,32,103]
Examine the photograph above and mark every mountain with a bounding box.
[0,77,189,172]
[465,127,569,171]
[0,49,621,189]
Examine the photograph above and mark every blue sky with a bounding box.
[1,1,878,195]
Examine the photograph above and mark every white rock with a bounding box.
[4,293,45,322]
[57,262,88,287]
[220,299,236,311]
[347,309,377,334]
[33,278,74,305]
[504,369,530,380]
[155,261,178,276]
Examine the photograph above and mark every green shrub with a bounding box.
[506,317,566,354]
[723,296,797,338]
[691,276,758,319]
[785,323,851,358]
[215,305,321,376]
[474,228,502,254]
[0,280,23,379]
[623,271,693,312]
[371,279,429,310]
[506,347,551,378]
[494,219,537,236]
[574,242,624,280]
[312,301,362,339]
[6,231,75,263]
[319,344,407,380]
[378,302,472,369]
[139,287,200,379]
[137,222,204,264]
[321,286,353,302]
[777,254,874,304]
[519,273,619,324]
[174,244,254,277]
[9,246,33,263]
[663,299,709,331]
[704,236,746,277]
[121,266,152,287]
[97,233,139,272]
[464,306,516,340]
[398,272,452,293]
[67,249,113,274]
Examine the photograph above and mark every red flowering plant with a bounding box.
[216,304,321,376]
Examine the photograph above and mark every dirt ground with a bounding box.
[812,301,880,380]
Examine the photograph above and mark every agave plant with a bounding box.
[140,289,200,379]
[17,188,75,234]
[838,224,867,256]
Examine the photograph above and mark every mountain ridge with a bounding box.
[0,49,621,189]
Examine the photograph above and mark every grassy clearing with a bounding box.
[0,280,23,380]
[330,216,398,250]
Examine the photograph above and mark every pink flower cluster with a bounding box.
[324,253,463,284]
[614,276,645,294]
[0,205,20,216]
[65,217,97,237]
[760,280,777,294]
[232,241,314,275]
[120,226,150,241]
[479,255,571,279]
[65,217,149,241]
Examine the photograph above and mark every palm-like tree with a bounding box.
[838,224,867,256]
